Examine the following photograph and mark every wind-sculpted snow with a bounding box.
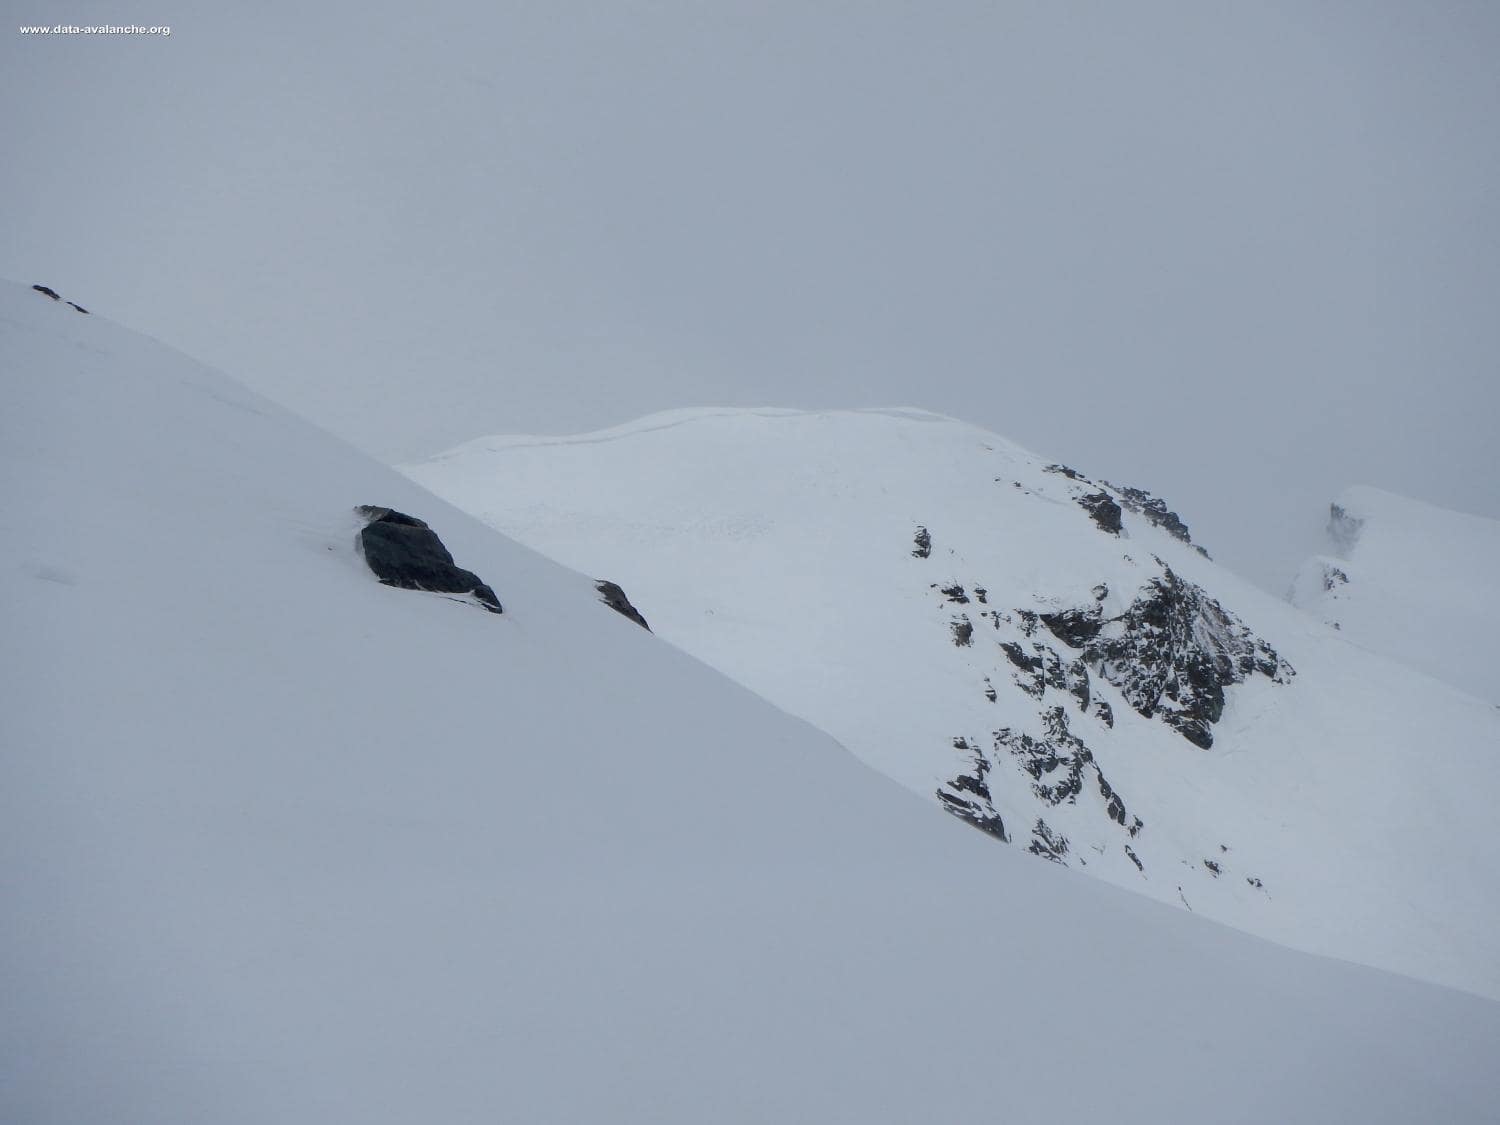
[408,405,1500,1000]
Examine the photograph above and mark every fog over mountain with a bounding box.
[4,1,1498,591]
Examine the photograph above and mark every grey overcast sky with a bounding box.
[3,1,1496,591]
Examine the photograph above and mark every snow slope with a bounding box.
[5,282,1500,1123]
[406,407,1500,1001]
[1290,485,1500,704]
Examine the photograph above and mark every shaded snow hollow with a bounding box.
[407,406,1500,1001]
[5,283,1500,1123]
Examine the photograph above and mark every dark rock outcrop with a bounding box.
[356,506,502,613]
[1077,491,1123,535]
[1043,463,1085,481]
[912,526,932,558]
[1000,640,1090,711]
[1105,482,1208,556]
[1000,706,1091,806]
[596,579,650,631]
[1040,562,1292,749]
[937,738,1008,842]
[1027,819,1069,863]
[1321,565,1349,592]
[31,284,88,313]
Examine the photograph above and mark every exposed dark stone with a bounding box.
[595,579,650,631]
[983,677,997,702]
[1027,819,1069,863]
[1124,845,1144,872]
[1097,770,1128,827]
[1039,562,1293,749]
[951,616,974,646]
[912,526,932,558]
[1323,565,1349,591]
[938,584,970,604]
[356,505,502,614]
[937,737,1008,842]
[1001,641,1045,698]
[1077,491,1123,535]
[1105,482,1196,547]
[1043,463,1085,481]
[1064,657,1091,711]
[1038,604,1103,650]
[67,301,89,314]
[32,284,59,300]
[1091,700,1114,728]
[998,706,1089,806]
[1247,877,1264,889]
[973,586,988,604]
[1203,859,1222,876]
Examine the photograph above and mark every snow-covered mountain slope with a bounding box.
[6,295,1500,1125]
[6,286,1500,1125]
[1290,486,1500,704]
[406,407,1500,1001]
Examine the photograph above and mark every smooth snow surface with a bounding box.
[5,282,1500,1123]
[407,407,1500,1001]
[1290,485,1500,704]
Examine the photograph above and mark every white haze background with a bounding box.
[3,1,1498,589]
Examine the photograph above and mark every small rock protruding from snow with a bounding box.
[31,283,88,312]
[912,525,932,558]
[596,579,651,631]
[950,615,974,646]
[355,506,503,614]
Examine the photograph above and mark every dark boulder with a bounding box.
[32,284,60,300]
[1077,491,1123,535]
[67,301,89,314]
[596,580,650,631]
[355,506,502,614]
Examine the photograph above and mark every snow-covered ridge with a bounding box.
[406,406,1500,1000]
[1292,485,1500,704]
